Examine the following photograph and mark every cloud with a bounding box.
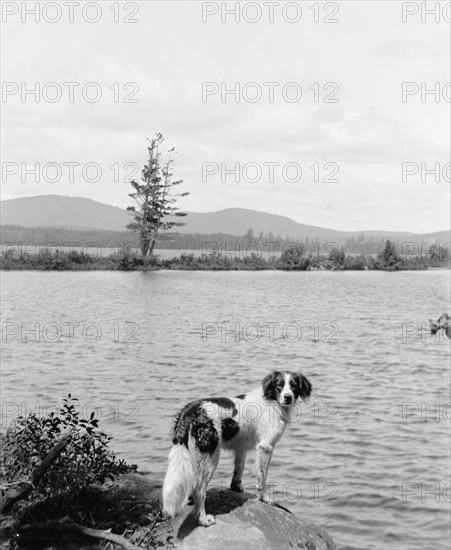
[371,40,427,57]
[1,2,449,233]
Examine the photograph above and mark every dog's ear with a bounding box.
[298,374,312,400]
[262,372,277,400]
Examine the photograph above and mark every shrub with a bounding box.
[278,244,309,270]
[328,246,346,267]
[344,254,367,270]
[116,250,145,270]
[67,251,95,264]
[0,395,136,508]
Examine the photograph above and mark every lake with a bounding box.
[1,270,450,550]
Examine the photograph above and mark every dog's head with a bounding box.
[262,371,312,406]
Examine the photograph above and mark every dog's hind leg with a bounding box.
[230,450,247,492]
[193,448,220,527]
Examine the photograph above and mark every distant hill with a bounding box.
[177,208,449,244]
[0,195,133,231]
[1,194,449,244]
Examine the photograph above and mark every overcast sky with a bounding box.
[1,1,450,232]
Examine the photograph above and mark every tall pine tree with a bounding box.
[127,134,189,257]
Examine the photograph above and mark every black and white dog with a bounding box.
[162,370,312,526]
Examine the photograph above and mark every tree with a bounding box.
[378,239,400,267]
[329,246,345,266]
[279,242,307,269]
[245,228,254,244]
[127,134,189,257]
[428,242,445,263]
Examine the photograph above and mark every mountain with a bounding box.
[0,195,133,231]
[179,209,449,243]
[1,194,449,244]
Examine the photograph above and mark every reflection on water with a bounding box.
[1,270,450,550]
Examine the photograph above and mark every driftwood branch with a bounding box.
[17,521,141,550]
[1,427,75,514]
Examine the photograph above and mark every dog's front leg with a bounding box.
[231,450,247,492]
[255,442,273,503]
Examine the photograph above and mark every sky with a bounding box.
[1,0,450,232]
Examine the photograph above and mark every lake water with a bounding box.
[1,270,450,550]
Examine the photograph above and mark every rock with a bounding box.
[172,488,336,550]
[108,474,336,550]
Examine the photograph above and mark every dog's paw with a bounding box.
[230,482,244,492]
[199,514,216,527]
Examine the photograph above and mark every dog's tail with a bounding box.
[162,443,194,518]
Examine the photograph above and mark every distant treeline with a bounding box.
[0,225,445,256]
[0,239,448,271]
[0,225,136,248]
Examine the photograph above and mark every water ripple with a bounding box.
[1,270,450,550]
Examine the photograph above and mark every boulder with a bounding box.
[112,474,336,550]
[172,487,336,550]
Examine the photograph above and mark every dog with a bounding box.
[162,370,312,526]
[429,313,450,340]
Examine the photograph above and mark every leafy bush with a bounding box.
[328,246,346,266]
[179,252,197,265]
[344,254,367,270]
[236,253,265,270]
[0,249,99,270]
[116,250,145,270]
[67,251,95,264]
[0,395,136,507]
[278,245,309,270]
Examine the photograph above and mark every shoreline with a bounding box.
[1,266,448,272]
[0,260,447,272]
[1,239,449,272]
[1,247,448,272]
